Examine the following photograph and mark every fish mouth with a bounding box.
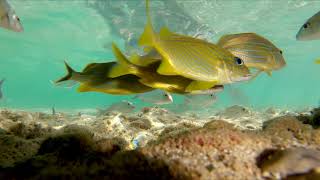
[296,34,308,41]
[12,23,23,32]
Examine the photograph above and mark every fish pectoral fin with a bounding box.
[0,13,9,28]
[185,81,217,92]
[247,70,262,82]
[157,60,178,75]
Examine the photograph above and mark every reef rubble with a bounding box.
[0,106,319,179]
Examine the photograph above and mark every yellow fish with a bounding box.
[217,33,286,78]
[129,48,162,67]
[55,61,153,95]
[109,43,224,94]
[315,59,320,64]
[133,0,251,91]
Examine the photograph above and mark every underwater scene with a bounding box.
[1,0,320,179]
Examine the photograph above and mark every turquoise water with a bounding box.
[1,0,320,111]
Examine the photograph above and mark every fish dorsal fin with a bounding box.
[157,59,178,75]
[109,43,139,78]
[143,46,154,53]
[129,53,144,66]
[129,53,151,67]
[129,52,160,67]
[82,63,97,72]
[159,26,174,38]
[185,81,217,92]
[138,0,156,47]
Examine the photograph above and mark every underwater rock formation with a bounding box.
[0,108,320,179]
[257,147,320,179]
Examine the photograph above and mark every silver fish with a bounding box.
[0,0,23,32]
[0,78,4,100]
[184,93,217,108]
[296,11,320,41]
[98,100,135,115]
[134,89,173,105]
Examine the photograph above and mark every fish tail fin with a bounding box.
[55,61,76,83]
[138,0,156,47]
[109,43,139,78]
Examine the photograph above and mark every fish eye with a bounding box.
[279,50,283,54]
[164,94,168,97]
[303,22,310,29]
[13,15,20,21]
[234,57,244,65]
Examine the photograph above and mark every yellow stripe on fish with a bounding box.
[217,33,286,78]
[110,42,225,93]
[137,0,251,90]
[55,61,153,95]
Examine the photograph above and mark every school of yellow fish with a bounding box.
[5,0,320,105]
[52,0,287,103]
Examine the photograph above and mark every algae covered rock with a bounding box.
[0,135,40,168]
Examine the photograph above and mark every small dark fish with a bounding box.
[0,78,5,100]
[52,106,56,116]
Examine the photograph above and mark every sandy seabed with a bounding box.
[0,105,319,180]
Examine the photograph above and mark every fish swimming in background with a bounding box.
[97,100,135,115]
[135,0,251,92]
[296,11,320,41]
[55,61,154,95]
[52,106,56,116]
[133,89,173,105]
[217,33,286,78]
[0,0,23,32]
[0,78,4,100]
[184,93,217,108]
